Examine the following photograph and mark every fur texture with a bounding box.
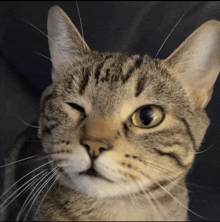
[1,6,220,221]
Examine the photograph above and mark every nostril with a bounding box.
[84,144,90,151]
[99,147,107,153]
[80,139,111,157]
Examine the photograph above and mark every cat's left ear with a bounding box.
[163,20,220,110]
[47,6,90,72]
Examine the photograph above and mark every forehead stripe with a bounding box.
[135,75,147,97]
[95,55,113,85]
[79,67,90,95]
[122,57,143,84]
[180,118,197,151]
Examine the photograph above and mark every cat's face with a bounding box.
[39,51,195,198]
[38,6,220,198]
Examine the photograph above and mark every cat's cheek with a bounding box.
[95,155,125,182]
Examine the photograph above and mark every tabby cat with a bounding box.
[1,5,220,221]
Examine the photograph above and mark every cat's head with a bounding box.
[38,6,220,198]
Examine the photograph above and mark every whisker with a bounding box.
[140,171,208,219]
[15,170,50,221]
[43,151,72,155]
[22,19,74,70]
[25,138,76,146]
[137,157,178,175]
[126,155,191,192]
[16,116,39,128]
[16,170,53,221]
[0,155,39,169]
[163,177,190,192]
[195,143,214,154]
[138,161,190,192]
[14,154,51,168]
[0,176,38,215]
[125,178,142,211]
[137,157,189,185]
[147,188,167,221]
[23,167,60,221]
[186,181,220,190]
[136,180,165,221]
[1,160,53,199]
[154,8,190,58]
[17,154,52,168]
[76,1,84,39]
[33,174,60,220]
[136,179,167,221]
[16,167,58,221]
[0,170,47,214]
[25,140,59,145]
[129,155,191,193]
[34,51,51,61]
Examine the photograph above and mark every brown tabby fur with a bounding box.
[1,5,220,221]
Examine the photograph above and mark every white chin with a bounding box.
[68,173,150,198]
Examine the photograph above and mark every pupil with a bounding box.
[140,107,154,126]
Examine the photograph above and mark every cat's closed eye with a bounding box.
[131,105,164,128]
[67,103,85,113]
[66,102,86,122]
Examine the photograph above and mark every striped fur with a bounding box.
[2,6,220,222]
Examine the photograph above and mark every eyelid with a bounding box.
[67,103,85,113]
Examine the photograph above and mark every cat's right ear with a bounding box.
[47,6,90,72]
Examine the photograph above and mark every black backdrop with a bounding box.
[0,1,220,221]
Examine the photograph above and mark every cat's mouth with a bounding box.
[79,168,113,183]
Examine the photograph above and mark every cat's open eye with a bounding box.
[131,105,164,128]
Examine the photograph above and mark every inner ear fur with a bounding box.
[47,5,90,72]
[163,20,220,110]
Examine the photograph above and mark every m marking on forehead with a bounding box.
[122,57,143,84]
[95,55,113,85]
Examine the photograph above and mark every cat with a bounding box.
[1,5,220,221]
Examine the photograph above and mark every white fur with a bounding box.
[63,147,152,198]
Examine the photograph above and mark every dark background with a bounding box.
[0,1,220,221]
